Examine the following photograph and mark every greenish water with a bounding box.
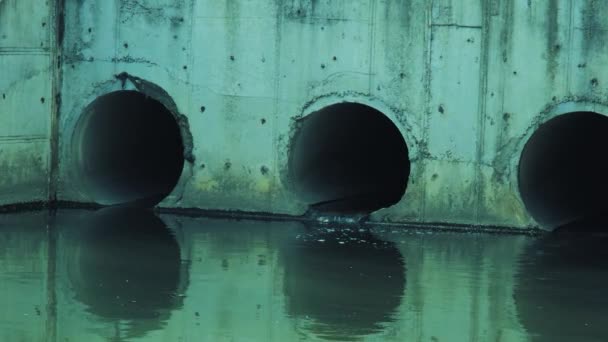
[0,208,607,341]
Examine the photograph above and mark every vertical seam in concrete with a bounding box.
[46,0,62,339]
[474,1,491,223]
[367,0,377,94]
[499,6,507,119]
[114,0,120,76]
[565,0,575,93]
[186,0,195,89]
[498,0,510,182]
[271,2,284,213]
[186,0,195,171]
[48,0,65,207]
[420,0,434,222]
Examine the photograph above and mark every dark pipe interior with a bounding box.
[79,91,184,207]
[518,111,608,229]
[290,103,410,214]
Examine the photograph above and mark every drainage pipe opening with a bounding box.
[518,111,608,229]
[289,102,410,214]
[75,91,185,207]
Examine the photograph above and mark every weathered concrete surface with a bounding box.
[0,0,52,205]
[54,0,608,229]
[0,0,604,229]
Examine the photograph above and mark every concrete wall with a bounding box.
[0,0,53,205]
[1,0,607,229]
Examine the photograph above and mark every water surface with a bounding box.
[0,209,606,341]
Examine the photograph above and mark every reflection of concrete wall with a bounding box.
[0,0,52,205]
[515,236,608,342]
[1,211,538,341]
[52,211,302,341]
[375,230,531,342]
[49,0,608,229]
[53,209,190,342]
[0,212,50,342]
[64,213,535,341]
[162,218,298,341]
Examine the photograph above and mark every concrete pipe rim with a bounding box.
[517,110,608,231]
[287,101,411,215]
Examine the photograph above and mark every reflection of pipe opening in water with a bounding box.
[289,103,410,214]
[75,91,185,207]
[282,228,405,340]
[66,207,188,340]
[518,111,608,229]
[515,234,608,342]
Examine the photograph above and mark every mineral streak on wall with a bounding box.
[2,1,608,230]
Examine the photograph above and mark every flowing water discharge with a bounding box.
[0,209,607,341]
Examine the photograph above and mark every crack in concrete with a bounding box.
[430,23,482,29]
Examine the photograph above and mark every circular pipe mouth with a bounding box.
[74,90,185,207]
[518,111,608,229]
[288,102,410,214]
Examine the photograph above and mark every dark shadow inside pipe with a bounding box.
[289,103,410,214]
[77,90,184,207]
[518,111,608,229]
